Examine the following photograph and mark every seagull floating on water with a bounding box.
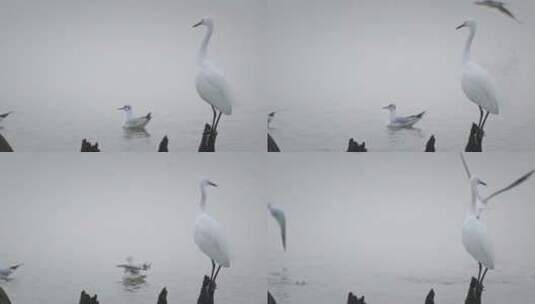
[457,20,501,130]
[117,257,151,275]
[268,203,286,251]
[382,104,425,128]
[194,18,233,136]
[0,264,22,281]
[118,105,151,129]
[474,1,521,23]
[0,111,13,123]
[460,153,534,287]
[193,178,230,284]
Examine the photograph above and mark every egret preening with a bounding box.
[382,104,425,128]
[0,264,22,281]
[194,178,230,284]
[193,18,233,137]
[457,20,501,131]
[460,153,534,287]
[474,1,521,23]
[117,105,152,129]
[268,203,286,251]
[0,111,13,123]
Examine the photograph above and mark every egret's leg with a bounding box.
[211,106,217,131]
[214,111,223,132]
[213,265,222,283]
[481,111,490,130]
[478,106,484,128]
[210,259,216,281]
[477,262,482,282]
[480,268,489,286]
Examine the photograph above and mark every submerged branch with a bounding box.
[465,123,483,152]
[0,134,13,152]
[198,124,216,152]
[268,133,280,152]
[346,138,367,152]
[80,139,100,152]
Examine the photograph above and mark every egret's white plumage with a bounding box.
[0,264,22,280]
[194,18,232,134]
[382,104,425,128]
[268,203,286,251]
[118,105,151,129]
[457,20,501,129]
[193,178,230,281]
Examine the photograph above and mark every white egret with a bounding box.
[117,105,152,129]
[460,153,534,286]
[193,178,230,283]
[0,264,22,281]
[0,111,13,123]
[268,203,286,251]
[382,104,425,128]
[475,1,521,23]
[193,18,233,135]
[457,20,501,130]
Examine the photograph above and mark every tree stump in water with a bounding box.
[425,135,436,152]
[465,123,483,152]
[79,291,99,304]
[267,291,276,304]
[0,134,13,152]
[464,277,483,304]
[80,139,100,152]
[198,124,217,152]
[197,275,216,304]
[346,138,367,152]
[425,289,435,304]
[347,292,366,304]
[0,287,11,304]
[158,136,169,152]
[156,287,167,304]
[268,134,280,152]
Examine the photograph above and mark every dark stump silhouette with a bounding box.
[80,139,100,152]
[158,136,169,152]
[0,134,13,152]
[425,289,435,304]
[156,287,167,304]
[79,290,99,304]
[197,275,216,304]
[346,138,367,152]
[465,123,484,152]
[425,135,436,152]
[268,134,280,152]
[267,291,276,304]
[464,277,483,304]
[0,287,11,304]
[347,292,366,304]
[198,124,217,152]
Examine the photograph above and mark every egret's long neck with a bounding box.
[198,24,213,65]
[463,27,476,64]
[468,182,481,217]
[200,184,207,210]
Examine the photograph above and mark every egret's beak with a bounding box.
[456,23,466,30]
[479,180,487,186]
[193,21,203,28]
[208,181,218,187]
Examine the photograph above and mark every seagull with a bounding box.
[474,1,521,23]
[382,104,425,128]
[457,20,501,130]
[460,153,534,287]
[117,257,151,275]
[194,18,233,136]
[0,111,13,123]
[268,203,286,251]
[193,178,230,284]
[117,105,151,129]
[0,264,22,281]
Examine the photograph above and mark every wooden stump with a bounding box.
[425,135,436,152]
[465,123,483,152]
[156,287,167,304]
[347,292,366,304]
[80,139,100,152]
[0,287,11,304]
[268,134,280,152]
[158,136,169,152]
[464,277,483,304]
[425,289,435,304]
[197,275,216,304]
[346,138,367,152]
[0,134,13,152]
[198,124,216,152]
[79,290,99,304]
[267,291,276,304]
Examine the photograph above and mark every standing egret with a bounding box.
[460,153,534,286]
[457,20,501,130]
[0,111,13,123]
[382,104,425,128]
[193,18,233,136]
[117,105,152,129]
[0,264,22,281]
[268,203,286,251]
[194,178,230,284]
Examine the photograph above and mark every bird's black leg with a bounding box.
[214,111,223,132]
[210,259,216,281]
[477,262,482,282]
[481,111,490,130]
[478,106,484,128]
[211,106,217,134]
[213,265,222,283]
[480,267,489,286]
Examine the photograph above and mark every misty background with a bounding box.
[267,153,535,303]
[266,0,535,151]
[0,0,266,151]
[0,154,266,303]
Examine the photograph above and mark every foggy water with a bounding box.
[0,154,266,303]
[266,153,535,303]
[266,0,535,151]
[0,0,266,151]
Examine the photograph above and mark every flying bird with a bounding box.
[0,264,22,281]
[460,153,534,286]
[382,104,425,128]
[0,111,13,123]
[194,18,233,136]
[457,20,501,130]
[268,203,287,251]
[474,1,521,23]
[117,105,152,129]
[193,178,230,284]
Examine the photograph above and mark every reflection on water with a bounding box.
[121,273,148,292]
[123,128,151,139]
